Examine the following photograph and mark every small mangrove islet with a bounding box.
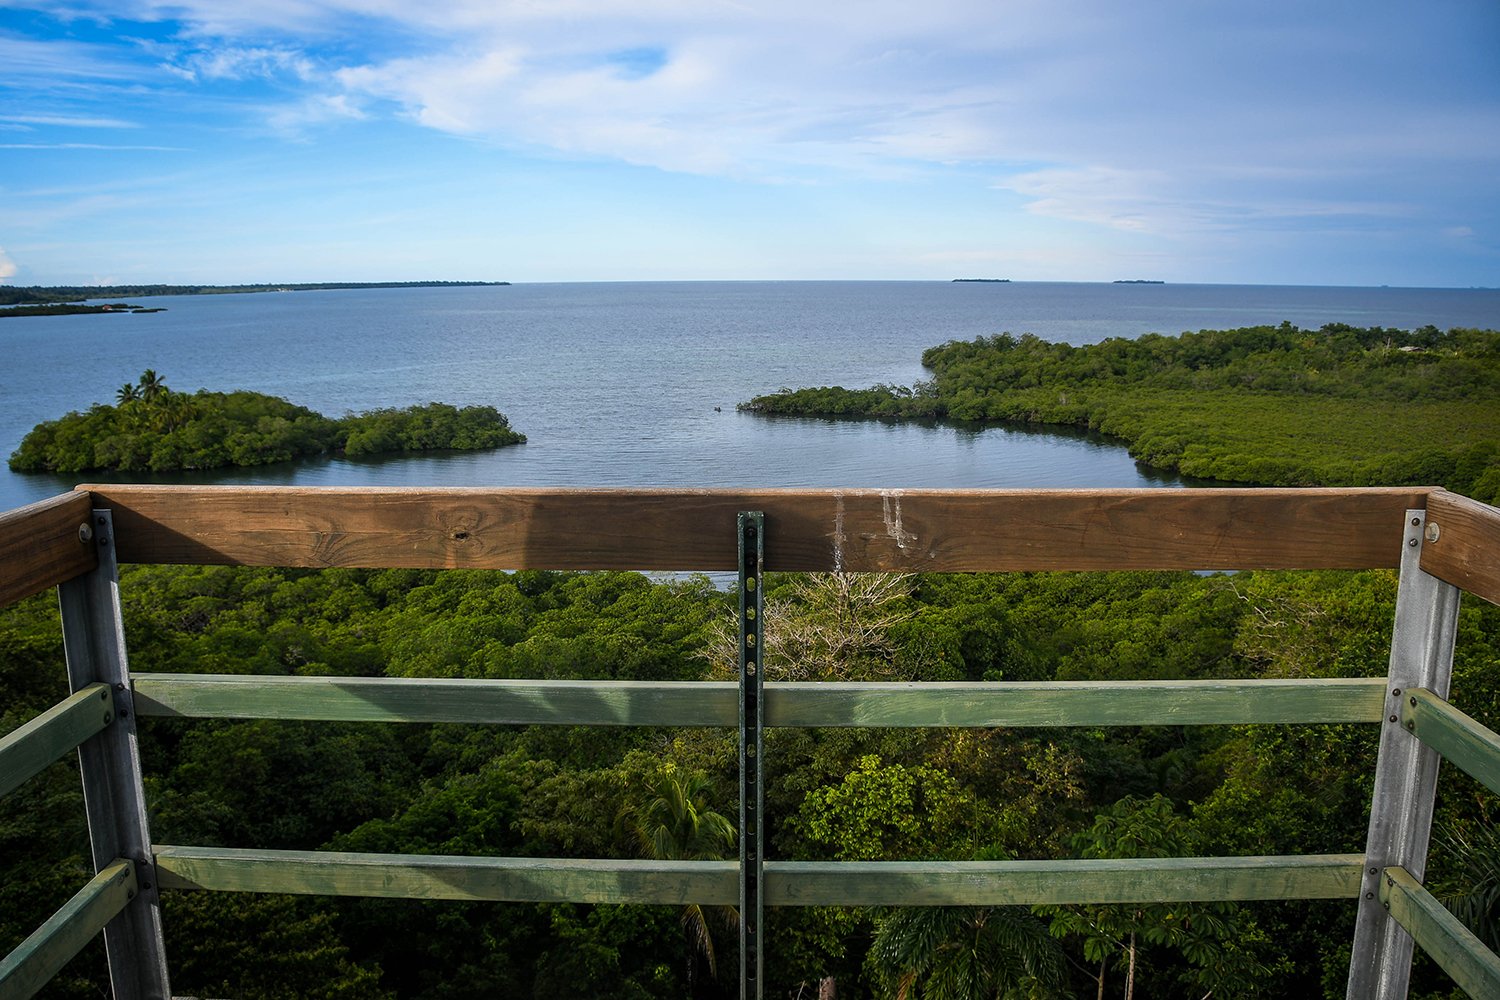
[9,370,525,473]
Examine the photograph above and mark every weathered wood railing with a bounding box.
[1,485,1499,999]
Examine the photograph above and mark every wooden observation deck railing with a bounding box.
[2,485,1500,999]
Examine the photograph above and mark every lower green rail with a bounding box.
[1381,866,1500,999]
[132,674,1389,728]
[0,860,136,1000]
[153,846,1364,908]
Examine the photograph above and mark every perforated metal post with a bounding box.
[1347,509,1461,999]
[738,512,764,1000]
[58,509,171,999]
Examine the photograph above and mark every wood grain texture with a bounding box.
[764,678,1387,727]
[1381,865,1500,999]
[0,684,113,800]
[79,485,1430,572]
[1421,490,1500,606]
[1404,688,1500,797]
[765,855,1365,906]
[153,847,738,905]
[133,675,737,726]
[0,492,96,609]
[0,860,135,999]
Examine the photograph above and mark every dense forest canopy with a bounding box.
[8,371,525,473]
[742,323,1500,503]
[4,562,1498,998]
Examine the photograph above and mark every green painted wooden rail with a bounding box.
[0,683,113,800]
[132,674,1389,728]
[151,846,1364,907]
[1380,865,1500,998]
[0,861,137,998]
[1402,688,1500,797]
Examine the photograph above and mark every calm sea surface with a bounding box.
[3,281,1498,512]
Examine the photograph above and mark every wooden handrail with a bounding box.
[1422,490,1500,607]
[0,493,97,609]
[78,485,1431,572]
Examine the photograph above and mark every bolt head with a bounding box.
[1408,538,1419,548]
[78,522,93,543]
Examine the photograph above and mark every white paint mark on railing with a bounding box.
[832,493,846,573]
[881,490,916,551]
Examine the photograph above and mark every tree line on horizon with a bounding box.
[0,281,509,306]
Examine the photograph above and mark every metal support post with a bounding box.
[738,512,764,1000]
[57,509,171,999]
[1346,509,1461,999]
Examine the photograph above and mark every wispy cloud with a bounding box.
[165,44,317,82]
[0,143,184,150]
[0,113,140,127]
[0,35,154,81]
[0,246,16,281]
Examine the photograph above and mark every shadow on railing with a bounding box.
[1,485,1499,998]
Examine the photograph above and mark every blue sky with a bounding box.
[1,0,1497,286]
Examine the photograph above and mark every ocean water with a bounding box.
[3,280,1497,512]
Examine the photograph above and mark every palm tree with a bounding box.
[872,905,1067,1000]
[628,768,737,997]
[1432,819,1500,952]
[115,383,140,404]
[138,368,166,402]
[155,391,195,433]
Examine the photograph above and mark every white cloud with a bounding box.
[0,247,17,281]
[1000,166,1185,234]
[168,45,316,82]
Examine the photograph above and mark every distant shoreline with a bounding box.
[0,281,509,307]
[0,302,166,318]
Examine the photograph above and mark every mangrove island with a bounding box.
[740,322,1500,504]
[9,370,525,473]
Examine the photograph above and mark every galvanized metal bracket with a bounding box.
[58,509,171,1000]
[738,512,764,1000]
[1346,509,1461,1000]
